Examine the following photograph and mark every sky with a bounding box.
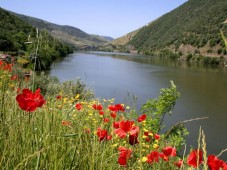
[0,0,187,38]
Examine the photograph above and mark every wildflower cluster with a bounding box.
[23,92,225,169]
[0,61,226,169]
[0,60,12,72]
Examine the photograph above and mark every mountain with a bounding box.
[127,0,227,59]
[111,20,158,46]
[100,36,114,41]
[0,7,34,52]
[111,29,141,46]
[0,7,73,70]
[12,12,111,48]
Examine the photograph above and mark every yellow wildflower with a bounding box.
[112,143,118,147]
[142,135,147,139]
[148,132,153,136]
[153,144,159,149]
[63,98,68,104]
[142,157,148,162]
[143,128,148,132]
[126,106,130,110]
[75,94,80,100]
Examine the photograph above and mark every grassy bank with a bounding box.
[0,61,226,169]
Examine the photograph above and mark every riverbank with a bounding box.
[48,51,227,162]
[1,61,226,169]
[142,49,227,67]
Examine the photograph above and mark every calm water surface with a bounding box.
[48,51,227,160]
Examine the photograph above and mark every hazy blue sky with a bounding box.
[0,0,187,38]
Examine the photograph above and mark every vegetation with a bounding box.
[1,1,227,168]
[111,29,141,46]
[0,61,226,169]
[0,8,73,70]
[127,0,227,58]
[0,8,34,52]
[13,11,111,49]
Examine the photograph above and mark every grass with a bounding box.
[0,62,226,169]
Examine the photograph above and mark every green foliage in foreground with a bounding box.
[0,68,183,169]
[0,65,226,169]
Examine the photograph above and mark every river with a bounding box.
[48,51,227,160]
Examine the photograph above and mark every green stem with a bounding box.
[69,148,77,170]
[32,28,40,92]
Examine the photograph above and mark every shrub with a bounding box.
[186,54,193,61]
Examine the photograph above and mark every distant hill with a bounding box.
[128,0,227,58]
[12,12,111,48]
[100,36,114,42]
[111,29,141,46]
[111,19,158,46]
[0,7,73,70]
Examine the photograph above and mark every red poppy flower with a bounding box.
[61,120,71,126]
[154,134,160,140]
[118,157,127,167]
[113,121,120,129]
[120,120,134,132]
[159,153,168,161]
[108,104,125,112]
[107,135,112,140]
[174,160,183,168]
[16,88,45,112]
[115,104,125,112]
[75,103,82,111]
[10,74,18,81]
[146,151,160,164]
[137,114,146,122]
[110,112,117,118]
[97,127,107,141]
[118,146,132,167]
[99,110,104,115]
[1,63,12,72]
[96,127,112,142]
[103,117,110,123]
[187,149,203,167]
[162,146,176,157]
[129,133,139,145]
[114,120,139,138]
[207,155,225,170]
[118,146,132,158]
[145,137,151,142]
[223,163,227,170]
[144,132,149,136]
[92,104,103,111]
[56,95,62,100]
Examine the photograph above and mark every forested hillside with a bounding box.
[0,8,73,70]
[128,0,227,58]
[13,12,110,48]
[0,8,35,52]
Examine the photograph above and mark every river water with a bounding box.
[48,51,227,160]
